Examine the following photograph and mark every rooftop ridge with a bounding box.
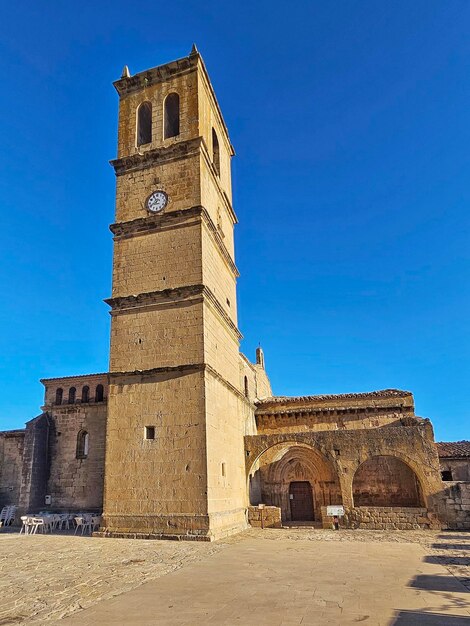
[40,372,108,383]
[256,389,412,405]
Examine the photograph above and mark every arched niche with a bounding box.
[352,455,424,507]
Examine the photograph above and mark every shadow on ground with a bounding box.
[409,574,470,593]
[392,610,470,624]
[392,532,470,624]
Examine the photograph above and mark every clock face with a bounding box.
[146,190,168,213]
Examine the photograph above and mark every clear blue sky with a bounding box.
[0,1,468,440]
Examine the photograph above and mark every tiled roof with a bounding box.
[256,389,412,405]
[0,429,25,437]
[40,372,108,383]
[436,441,470,458]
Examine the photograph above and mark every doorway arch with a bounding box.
[248,442,342,522]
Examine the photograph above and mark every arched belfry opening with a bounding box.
[137,101,152,146]
[95,384,104,402]
[55,388,63,405]
[164,93,180,139]
[82,385,89,403]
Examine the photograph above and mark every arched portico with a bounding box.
[245,427,444,529]
[248,442,342,522]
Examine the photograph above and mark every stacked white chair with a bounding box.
[0,505,17,527]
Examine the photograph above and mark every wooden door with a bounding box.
[289,481,314,521]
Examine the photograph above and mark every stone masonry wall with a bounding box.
[436,482,470,530]
[45,404,107,511]
[0,431,25,508]
[440,459,470,482]
[248,505,282,528]
[322,506,441,530]
[18,414,51,515]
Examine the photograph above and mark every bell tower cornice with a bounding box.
[114,47,234,157]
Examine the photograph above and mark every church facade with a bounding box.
[0,49,468,538]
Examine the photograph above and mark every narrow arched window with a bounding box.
[137,101,152,146]
[164,93,180,139]
[95,384,104,402]
[55,388,63,405]
[68,387,76,404]
[82,385,89,403]
[212,128,220,176]
[244,376,249,398]
[76,430,89,459]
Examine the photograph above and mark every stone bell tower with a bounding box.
[102,47,248,540]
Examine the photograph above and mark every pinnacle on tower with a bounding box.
[121,65,131,78]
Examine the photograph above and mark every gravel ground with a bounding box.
[0,527,468,624]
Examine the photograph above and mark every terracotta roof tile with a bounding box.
[436,441,470,458]
[256,389,412,405]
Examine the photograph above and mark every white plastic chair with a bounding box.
[19,516,32,535]
[58,513,70,530]
[30,517,45,534]
[81,517,92,535]
[74,516,84,535]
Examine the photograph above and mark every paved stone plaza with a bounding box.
[0,528,469,624]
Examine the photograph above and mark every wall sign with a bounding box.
[326,505,344,517]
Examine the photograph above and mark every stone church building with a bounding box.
[0,48,468,539]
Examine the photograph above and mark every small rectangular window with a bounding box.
[145,426,155,440]
[221,462,226,477]
[441,470,453,481]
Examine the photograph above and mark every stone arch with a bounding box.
[248,441,342,522]
[352,455,424,507]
